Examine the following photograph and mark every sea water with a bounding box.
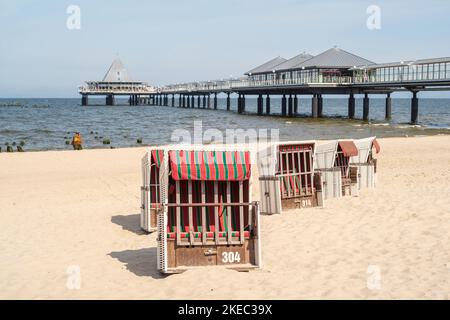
[0,97,449,151]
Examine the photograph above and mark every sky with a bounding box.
[1,0,450,98]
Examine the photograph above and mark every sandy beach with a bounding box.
[1,135,450,299]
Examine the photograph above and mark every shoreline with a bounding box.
[1,133,450,154]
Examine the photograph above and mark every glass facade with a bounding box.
[366,62,450,83]
[244,61,450,85]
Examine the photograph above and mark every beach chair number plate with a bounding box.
[295,198,313,208]
[222,251,241,264]
[299,199,312,207]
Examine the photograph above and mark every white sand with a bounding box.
[1,135,450,299]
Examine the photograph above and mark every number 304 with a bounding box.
[222,251,241,263]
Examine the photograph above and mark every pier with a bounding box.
[79,47,450,124]
[78,58,156,106]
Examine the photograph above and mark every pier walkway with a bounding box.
[79,48,450,124]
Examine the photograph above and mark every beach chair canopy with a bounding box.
[338,141,358,157]
[350,137,380,163]
[168,150,251,181]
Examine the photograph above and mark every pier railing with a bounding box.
[160,76,359,93]
[159,60,450,93]
[160,69,450,93]
[78,84,157,95]
[173,77,345,93]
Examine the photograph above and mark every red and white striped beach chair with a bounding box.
[142,146,261,274]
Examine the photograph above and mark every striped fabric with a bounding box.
[151,150,164,167]
[168,150,251,181]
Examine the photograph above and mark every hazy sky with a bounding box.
[1,0,450,97]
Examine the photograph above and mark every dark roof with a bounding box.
[296,47,375,69]
[245,56,287,75]
[274,52,314,71]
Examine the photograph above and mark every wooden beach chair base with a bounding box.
[165,238,258,271]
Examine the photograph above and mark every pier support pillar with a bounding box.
[81,95,88,106]
[197,95,201,108]
[312,94,319,118]
[242,95,246,113]
[178,95,182,107]
[411,91,419,124]
[214,93,217,110]
[207,95,211,109]
[266,95,271,115]
[106,94,115,106]
[226,93,231,111]
[182,95,186,108]
[363,93,370,121]
[203,95,206,108]
[288,95,293,116]
[191,95,195,108]
[318,94,323,118]
[257,94,263,115]
[385,93,392,119]
[348,93,355,119]
[281,95,287,116]
[237,95,241,114]
[187,95,191,108]
[172,94,175,107]
[294,95,298,114]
